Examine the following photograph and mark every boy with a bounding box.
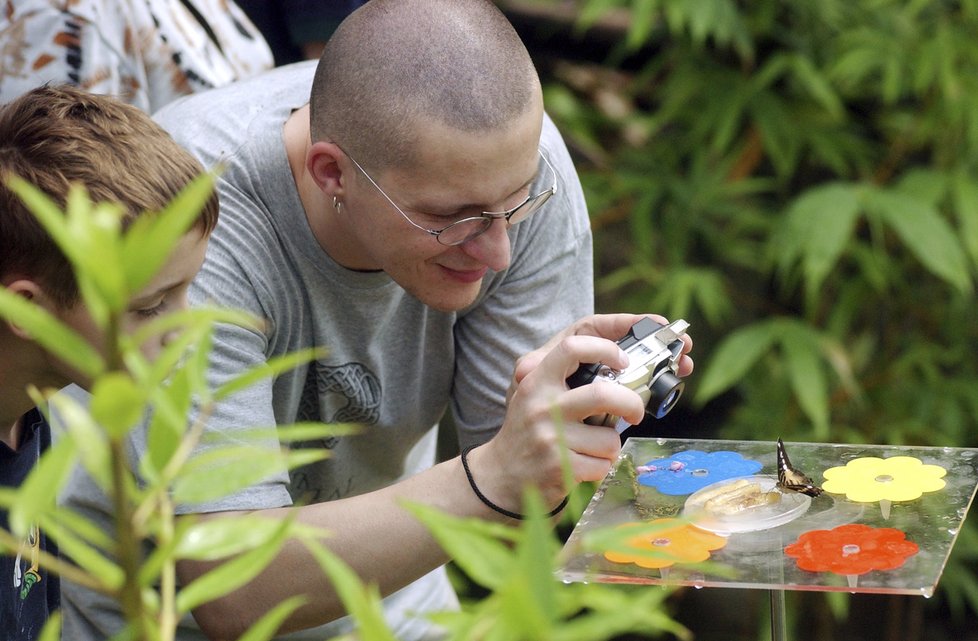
[0,84,218,641]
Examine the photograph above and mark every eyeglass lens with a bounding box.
[435,156,557,246]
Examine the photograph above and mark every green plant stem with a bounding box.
[103,314,149,640]
[130,399,211,641]
[158,491,176,641]
[109,436,148,640]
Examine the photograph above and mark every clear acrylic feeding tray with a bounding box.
[557,438,978,597]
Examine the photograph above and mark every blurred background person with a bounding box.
[0,0,273,112]
[235,0,365,65]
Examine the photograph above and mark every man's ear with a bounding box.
[3,279,49,340]
[306,141,347,198]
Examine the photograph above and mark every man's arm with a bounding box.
[179,313,684,639]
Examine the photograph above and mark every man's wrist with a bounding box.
[459,445,567,520]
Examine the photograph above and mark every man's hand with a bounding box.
[512,314,694,386]
[466,314,694,516]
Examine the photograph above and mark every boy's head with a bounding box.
[0,84,219,308]
[0,85,218,375]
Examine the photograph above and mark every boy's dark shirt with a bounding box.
[1,408,59,641]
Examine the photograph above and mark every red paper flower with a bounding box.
[784,524,918,576]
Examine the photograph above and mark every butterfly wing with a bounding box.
[776,438,823,497]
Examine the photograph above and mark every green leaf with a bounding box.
[777,183,862,294]
[41,504,116,551]
[124,315,210,394]
[482,490,566,640]
[952,172,978,267]
[5,177,89,278]
[283,422,361,442]
[514,490,560,618]
[824,590,850,621]
[45,523,124,591]
[175,517,293,613]
[0,288,104,379]
[554,585,690,641]
[693,321,778,405]
[126,306,261,365]
[89,373,145,439]
[404,502,517,591]
[626,0,659,51]
[8,437,76,536]
[235,596,307,641]
[171,447,328,505]
[779,325,830,438]
[789,54,845,120]
[498,575,550,639]
[36,611,62,641]
[228,422,360,445]
[120,172,217,294]
[174,515,300,562]
[0,487,13,513]
[579,519,680,564]
[77,200,128,314]
[301,539,399,641]
[142,363,194,479]
[215,348,325,400]
[866,187,972,293]
[751,90,800,177]
[895,169,948,208]
[48,392,112,491]
[575,0,628,32]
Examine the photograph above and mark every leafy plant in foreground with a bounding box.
[0,176,388,641]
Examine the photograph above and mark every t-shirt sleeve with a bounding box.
[178,185,295,514]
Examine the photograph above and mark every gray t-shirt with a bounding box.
[60,61,594,640]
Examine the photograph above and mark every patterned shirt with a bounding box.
[0,0,273,112]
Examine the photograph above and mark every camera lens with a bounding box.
[649,372,685,418]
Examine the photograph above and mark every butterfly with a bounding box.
[776,438,823,497]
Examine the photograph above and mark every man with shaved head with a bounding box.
[60,1,692,639]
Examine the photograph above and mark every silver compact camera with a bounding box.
[566,318,689,433]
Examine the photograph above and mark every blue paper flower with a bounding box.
[637,450,763,495]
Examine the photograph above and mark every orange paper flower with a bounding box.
[784,524,918,575]
[604,518,728,569]
[821,456,946,502]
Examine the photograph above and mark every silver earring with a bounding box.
[332,196,342,212]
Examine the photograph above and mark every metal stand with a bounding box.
[770,589,787,641]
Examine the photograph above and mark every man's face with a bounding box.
[53,229,210,381]
[335,105,547,312]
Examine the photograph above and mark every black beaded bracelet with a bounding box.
[460,445,569,520]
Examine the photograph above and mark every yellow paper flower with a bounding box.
[603,518,727,569]
[822,456,946,502]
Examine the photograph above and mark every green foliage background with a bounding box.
[4,1,978,639]
[507,0,978,638]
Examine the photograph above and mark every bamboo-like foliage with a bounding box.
[533,0,978,636]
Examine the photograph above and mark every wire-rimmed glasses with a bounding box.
[341,146,558,246]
